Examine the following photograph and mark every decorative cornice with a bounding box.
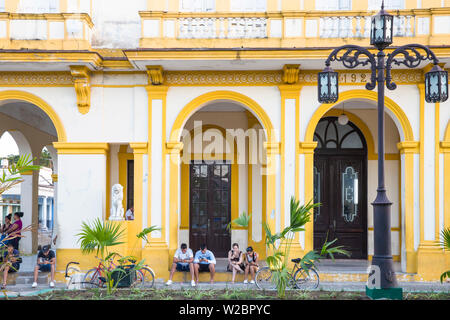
[130,142,148,154]
[282,64,300,84]
[70,66,91,115]
[397,141,420,154]
[165,70,283,86]
[263,142,281,155]
[166,141,184,154]
[146,65,165,85]
[299,142,318,154]
[440,141,450,153]
[299,70,423,85]
[53,142,109,155]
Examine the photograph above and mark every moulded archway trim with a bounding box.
[445,120,450,142]
[304,90,414,143]
[0,90,67,142]
[169,90,275,144]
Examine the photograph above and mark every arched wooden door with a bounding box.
[313,117,368,259]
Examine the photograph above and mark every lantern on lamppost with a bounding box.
[318,65,339,104]
[425,64,449,103]
[370,1,394,50]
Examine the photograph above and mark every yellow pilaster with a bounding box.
[299,141,318,253]
[263,141,280,256]
[129,143,148,258]
[279,83,303,261]
[398,141,420,273]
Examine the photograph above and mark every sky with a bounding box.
[0,132,19,157]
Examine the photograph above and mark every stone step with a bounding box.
[15,275,49,285]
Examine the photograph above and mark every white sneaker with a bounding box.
[191,280,196,287]
[250,280,255,284]
[166,280,172,286]
[49,281,55,288]
[32,282,37,288]
[243,280,248,284]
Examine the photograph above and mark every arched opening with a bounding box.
[0,94,62,254]
[313,116,368,259]
[174,96,271,258]
[0,132,21,220]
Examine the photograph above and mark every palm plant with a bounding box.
[0,154,40,195]
[226,211,251,231]
[77,218,125,294]
[438,227,450,283]
[264,197,350,298]
[136,225,162,244]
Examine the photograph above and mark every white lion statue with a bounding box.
[110,184,124,221]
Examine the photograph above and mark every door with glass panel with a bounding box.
[189,161,231,257]
[313,117,368,259]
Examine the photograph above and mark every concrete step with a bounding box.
[15,275,49,285]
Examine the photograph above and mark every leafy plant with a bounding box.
[226,211,251,231]
[0,154,41,195]
[77,218,128,294]
[136,225,162,244]
[437,227,450,283]
[263,197,350,298]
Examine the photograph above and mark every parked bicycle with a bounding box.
[255,257,319,290]
[83,255,145,289]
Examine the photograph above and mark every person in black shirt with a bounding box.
[32,245,56,288]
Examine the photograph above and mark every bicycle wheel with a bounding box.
[293,267,319,290]
[83,268,104,289]
[255,267,276,290]
[131,269,145,288]
[139,266,155,288]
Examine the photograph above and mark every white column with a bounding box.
[41,196,48,231]
[57,154,106,249]
[20,172,38,254]
[284,98,296,229]
[252,163,262,243]
[150,98,163,240]
[423,104,435,241]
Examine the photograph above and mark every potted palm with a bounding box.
[438,227,450,283]
[226,211,251,248]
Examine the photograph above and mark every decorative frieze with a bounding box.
[299,70,422,85]
[165,71,283,86]
[0,72,73,86]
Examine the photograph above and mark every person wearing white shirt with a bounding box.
[166,243,195,287]
[125,207,134,220]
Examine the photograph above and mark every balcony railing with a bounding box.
[139,8,450,48]
[0,13,93,50]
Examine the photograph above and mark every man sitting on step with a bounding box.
[1,242,22,289]
[32,245,56,288]
[166,243,195,287]
[193,244,216,285]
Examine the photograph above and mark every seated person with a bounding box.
[227,243,245,284]
[193,244,216,284]
[125,207,134,221]
[32,245,56,288]
[166,243,195,287]
[244,246,259,284]
[1,243,21,289]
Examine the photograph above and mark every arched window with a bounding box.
[314,117,366,151]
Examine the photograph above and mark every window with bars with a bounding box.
[180,0,215,12]
[368,0,405,10]
[316,0,351,10]
[230,0,266,12]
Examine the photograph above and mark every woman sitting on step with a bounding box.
[227,243,245,284]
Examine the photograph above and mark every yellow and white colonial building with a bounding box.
[0,0,449,282]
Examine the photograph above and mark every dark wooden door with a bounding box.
[189,161,231,257]
[126,160,134,210]
[313,156,367,259]
[313,117,368,259]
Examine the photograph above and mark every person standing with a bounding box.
[166,243,195,287]
[227,243,244,284]
[193,244,216,284]
[32,245,56,288]
[1,214,12,234]
[243,246,259,284]
[7,212,23,250]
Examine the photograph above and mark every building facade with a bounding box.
[0,0,448,281]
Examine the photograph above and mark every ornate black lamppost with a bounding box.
[317,1,448,300]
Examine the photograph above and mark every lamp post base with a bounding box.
[366,286,403,300]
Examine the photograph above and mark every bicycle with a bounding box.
[255,258,319,291]
[122,256,155,289]
[83,255,145,289]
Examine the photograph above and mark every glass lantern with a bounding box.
[370,2,394,50]
[425,65,449,103]
[318,66,339,104]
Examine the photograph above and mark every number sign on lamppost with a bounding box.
[317,0,448,300]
